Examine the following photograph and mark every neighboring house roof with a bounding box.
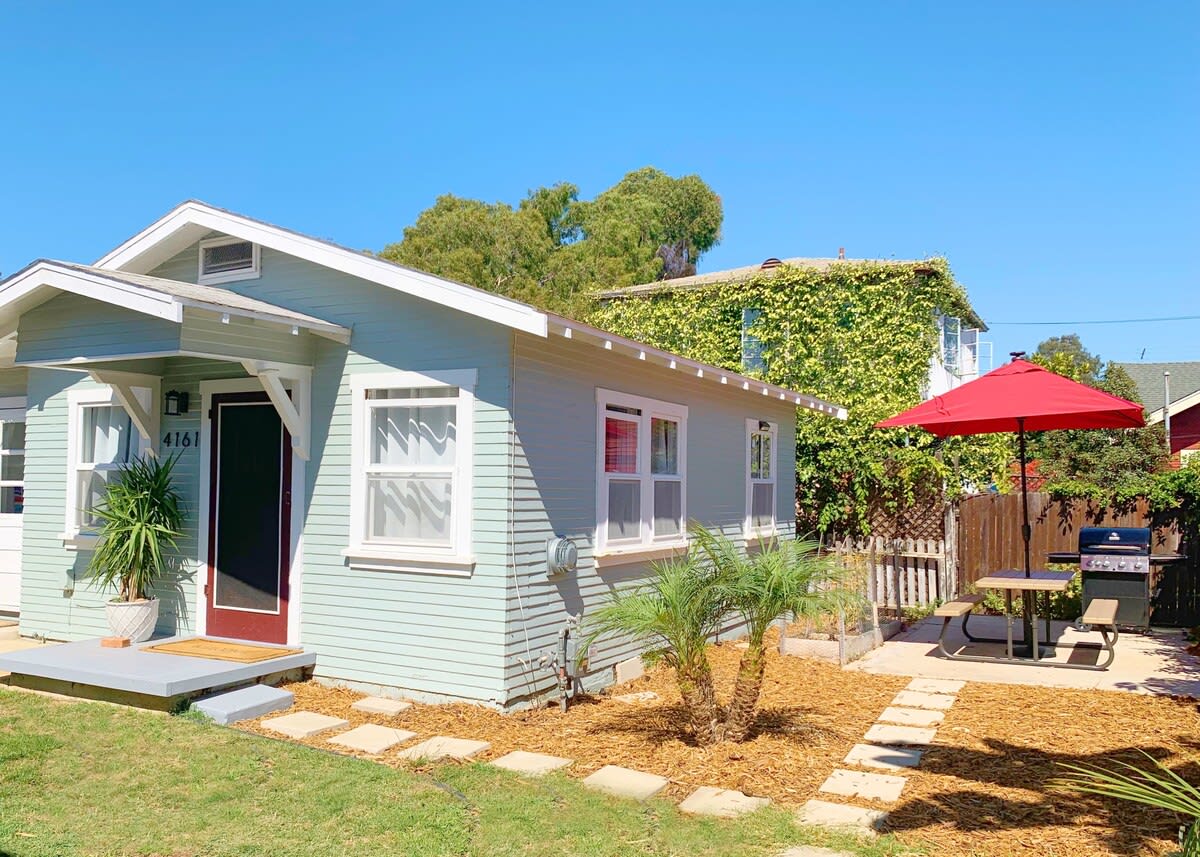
[0,260,351,342]
[596,255,987,330]
[1116,361,1200,416]
[0,200,847,419]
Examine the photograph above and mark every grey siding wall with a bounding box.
[505,332,798,707]
[149,240,515,704]
[17,292,180,364]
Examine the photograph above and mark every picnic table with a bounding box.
[934,569,1119,670]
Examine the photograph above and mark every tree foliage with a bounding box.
[379,167,722,315]
[1031,336,1167,499]
[591,260,1010,534]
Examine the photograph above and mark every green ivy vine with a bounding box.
[589,260,1010,534]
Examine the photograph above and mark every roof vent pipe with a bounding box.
[838,247,846,260]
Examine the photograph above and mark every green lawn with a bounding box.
[0,689,923,857]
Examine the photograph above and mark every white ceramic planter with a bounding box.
[105,598,159,643]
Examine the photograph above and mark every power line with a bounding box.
[987,314,1200,327]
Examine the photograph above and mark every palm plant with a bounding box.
[585,555,726,745]
[692,524,860,742]
[88,454,185,602]
[1054,753,1200,856]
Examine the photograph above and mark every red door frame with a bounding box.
[205,391,292,643]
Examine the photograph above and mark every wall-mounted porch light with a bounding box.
[164,390,189,416]
[758,420,772,432]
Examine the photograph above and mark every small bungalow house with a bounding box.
[0,201,843,709]
[1118,361,1200,467]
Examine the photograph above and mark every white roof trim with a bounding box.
[545,313,847,419]
[1147,388,1200,425]
[94,200,549,337]
[0,260,351,343]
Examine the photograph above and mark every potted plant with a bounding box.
[88,454,184,642]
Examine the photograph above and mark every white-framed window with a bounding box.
[741,307,767,374]
[745,418,777,537]
[596,389,687,555]
[65,387,154,539]
[347,369,475,572]
[198,236,261,285]
[0,402,25,516]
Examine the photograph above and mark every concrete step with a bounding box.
[819,768,907,803]
[0,621,19,641]
[842,742,924,772]
[582,765,669,800]
[192,684,294,725]
[864,723,937,746]
[679,786,770,817]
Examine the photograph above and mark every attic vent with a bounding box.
[760,257,783,270]
[198,237,260,284]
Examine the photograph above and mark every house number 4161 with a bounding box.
[162,431,200,449]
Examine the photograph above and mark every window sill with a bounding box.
[59,532,99,551]
[594,542,688,567]
[342,547,475,577]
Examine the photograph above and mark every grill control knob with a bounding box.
[1103,560,1112,568]
[1135,561,1144,570]
[1119,561,1127,569]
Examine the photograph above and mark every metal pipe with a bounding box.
[1164,371,1172,456]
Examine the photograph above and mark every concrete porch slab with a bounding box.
[0,636,315,705]
[848,615,1200,696]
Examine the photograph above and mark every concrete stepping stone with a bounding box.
[877,706,944,727]
[891,689,955,710]
[261,711,350,739]
[192,684,293,725]
[864,724,936,746]
[351,696,413,716]
[679,786,770,817]
[612,691,658,704]
[779,847,857,857]
[906,677,965,694]
[796,799,886,836]
[490,750,573,776]
[329,724,416,754]
[582,764,669,800]
[396,736,490,762]
[843,743,923,772]
[819,768,907,803]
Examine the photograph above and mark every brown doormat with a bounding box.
[142,638,302,664]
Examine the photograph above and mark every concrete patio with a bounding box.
[848,614,1200,696]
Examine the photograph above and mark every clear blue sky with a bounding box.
[1,2,1195,366]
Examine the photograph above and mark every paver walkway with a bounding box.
[799,676,967,836]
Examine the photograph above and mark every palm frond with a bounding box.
[1052,752,1200,831]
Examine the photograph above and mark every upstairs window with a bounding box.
[746,419,777,537]
[198,237,260,285]
[741,308,767,374]
[597,389,687,554]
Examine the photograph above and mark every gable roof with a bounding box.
[6,199,845,417]
[94,199,549,337]
[597,255,987,330]
[1116,361,1200,418]
[0,260,351,344]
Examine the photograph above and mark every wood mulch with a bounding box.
[235,635,1200,857]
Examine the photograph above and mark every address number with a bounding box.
[162,431,200,449]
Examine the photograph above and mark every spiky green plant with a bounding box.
[584,555,725,745]
[691,523,861,742]
[88,454,185,602]
[1053,753,1200,856]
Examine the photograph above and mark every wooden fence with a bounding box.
[827,536,955,611]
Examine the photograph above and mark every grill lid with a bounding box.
[1078,526,1152,555]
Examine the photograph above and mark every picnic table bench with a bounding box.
[935,571,1118,670]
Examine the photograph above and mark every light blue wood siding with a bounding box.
[17,292,180,364]
[148,239,514,704]
[179,308,315,365]
[505,332,797,706]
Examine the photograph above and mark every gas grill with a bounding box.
[1048,527,1171,632]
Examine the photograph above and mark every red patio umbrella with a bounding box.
[876,357,1145,577]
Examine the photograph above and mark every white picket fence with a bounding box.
[827,536,956,610]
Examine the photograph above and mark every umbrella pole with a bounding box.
[1018,418,1031,577]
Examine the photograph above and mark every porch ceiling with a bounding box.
[0,259,351,343]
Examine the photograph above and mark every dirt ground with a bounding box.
[237,636,1200,857]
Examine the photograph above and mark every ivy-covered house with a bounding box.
[591,256,994,534]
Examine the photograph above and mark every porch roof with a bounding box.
[0,260,351,343]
